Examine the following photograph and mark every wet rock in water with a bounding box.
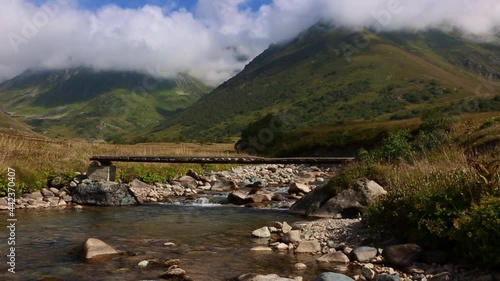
[72,181,138,206]
[159,266,186,279]
[288,182,311,194]
[137,260,149,268]
[382,244,423,268]
[317,252,350,265]
[165,259,181,267]
[82,238,120,260]
[228,190,249,205]
[313,272,354,281]
[294,263,307,270]
[250,246,273,253]
[236,273,298,281]
[351,246,378,262]
[295,239,321,254]
[252,226,271,238]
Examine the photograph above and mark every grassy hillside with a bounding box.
[144,25,500,142]
[0,68,211,141]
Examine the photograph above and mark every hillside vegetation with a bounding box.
[0,68,210,141]
[144,25,500,142]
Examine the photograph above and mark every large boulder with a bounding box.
[289,185,336,216]
[228,190,249,205]
[252,227,271,238]
[288,182,311,194]
[313,272,355,281]
[295,239,321,254]
[382,244,423,267]
[351,246,378,262]
[72,181,138,206]
[313,179,387,218]
[83,238,120,259]
[178,175,198,188]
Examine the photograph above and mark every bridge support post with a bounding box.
[87,161,116,182]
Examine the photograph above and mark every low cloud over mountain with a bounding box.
[1,0,499,86]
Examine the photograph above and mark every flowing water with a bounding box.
[0,204,326,281]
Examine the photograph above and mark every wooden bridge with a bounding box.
[87,155,355,181]
[89,155,355,166]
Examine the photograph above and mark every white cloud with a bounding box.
[0,0,499,86]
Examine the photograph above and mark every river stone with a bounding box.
[428,272,452,281]
[159,267,186,278]
[250,246,273,253]
[288,182,311,194]
[282,222,292,233]
[361,266,376,280]
[178,175,197,188]
[83,238,119,259]
[313,272,354,281]
[252,226,271,238]
[317,252,350,265]
[228,190,248,205]
[376,274,401,281]
[294,263,307,270]
[72,181,138,206]
[352,246,378,262]
[128,179,154,204]
[354,178,387,205]
[237,273,297,281]
[295,239,321,253]
[382,244,423,267]
[50,187,60,195]
[282,230,301,243]
[212,179,238,191]
[288,185,335,216]
[41,188,55,197]
[138,260,149,268]
[275,243,289,251]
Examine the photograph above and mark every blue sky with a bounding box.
[31,0,272,12]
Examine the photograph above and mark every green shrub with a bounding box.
[363,169,484,249]
[362,130,414,163]
[453,196,500,267]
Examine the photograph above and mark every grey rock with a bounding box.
[282,221,292,233]
[237,273,297,281]
[361,266,376,280]
[355,178,387,205]
[313,272,354,281]
[212,179,238,191]
[159,267,186,278]
[252,227,271,238]
[228,190,248,205]
[289,185,336,216]
[352,246,378,262]
[282,230,301,243]
[413,274,427,281]
[428,272,452,281]
[295,239,321,254]
[83,238,119,259]
[250,246,273,253]
[294,263,307,270]
[22,191,43,199]
[178,175,197,188]
[312,189,363,218]
[272,194,286,201]
[49,187,60,195]
[41,188,55,197]
[128,179,154,204]
[383,244,423,268]
[72,181,138,206]
[317,252,350,265]
[376,274,400,281]
[288,182,311,194]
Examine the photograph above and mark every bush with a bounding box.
[363,169,484,249]
[453,196,500,267]
[361,130,414,163]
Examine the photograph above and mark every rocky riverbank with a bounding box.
[0,164,336,210]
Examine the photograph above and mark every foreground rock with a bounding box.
[235,273,300,281]
[72,181,138,206]
[313,272,354,281]
[83,238,120,259]
[382,244,423,267]
[289,178,386,218]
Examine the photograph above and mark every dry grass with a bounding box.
[0,131,242,190]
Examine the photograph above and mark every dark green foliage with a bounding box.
[363,170,486,249]
[453,196,500,267]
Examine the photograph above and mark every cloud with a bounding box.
[0,0,499,86]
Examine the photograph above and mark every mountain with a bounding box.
[142,25,500,142]
[0,68,211,140]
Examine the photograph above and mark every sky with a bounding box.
[0,0,499,85]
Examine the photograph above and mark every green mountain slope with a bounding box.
[0,68,211,140]
[144,25,500,142]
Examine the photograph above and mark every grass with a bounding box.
[0,130,241,194]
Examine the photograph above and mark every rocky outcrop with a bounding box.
[72,181,138,206]
[82,238,120,260]
[289,178,386,218]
